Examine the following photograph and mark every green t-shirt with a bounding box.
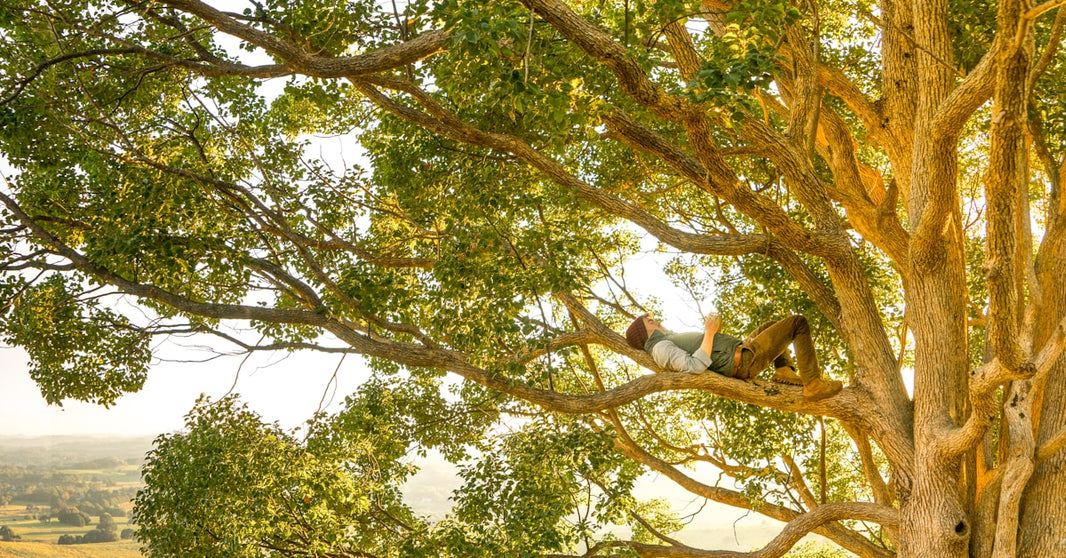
[644,329,743,376]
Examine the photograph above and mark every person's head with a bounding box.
[625,313,664,350]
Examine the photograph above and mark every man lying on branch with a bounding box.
[625,313,843,401]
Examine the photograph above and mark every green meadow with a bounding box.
[0,437,150,558]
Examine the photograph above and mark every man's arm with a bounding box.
[700,314,721,356]
[650,339,713,374]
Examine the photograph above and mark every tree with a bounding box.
[54,507,91,527]
[80,528,119,544]
[0,0,1064,557]
[96,512,116,534]
[0,525,19,542]
[55,513,120,545]
[135,396,432,556]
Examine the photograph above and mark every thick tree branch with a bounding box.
[1036,423,1066,463]
[782,24,821,152]
[816,105,910,265]
[815,66,885,148]
[927,38,1000,144]
[942,312,1066,458]
[662,20,702,82]
[991,381,1035,557]
[610,420,897,558]
[598,109,839,259]
[739,120,843,234]
[518,0,692,121]
[147,0,450,78]
[985,0,1034,373]
[908,6,994,266]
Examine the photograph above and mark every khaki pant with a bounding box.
[734,315,821,384]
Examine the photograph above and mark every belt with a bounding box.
[733,345,744,372]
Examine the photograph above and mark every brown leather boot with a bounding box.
[803,378,843,401]
[772,366,803,386]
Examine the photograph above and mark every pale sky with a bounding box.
[0,340,369,437]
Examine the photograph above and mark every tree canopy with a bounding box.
[1,0,1065,557]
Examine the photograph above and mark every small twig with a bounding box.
[524,8,535,83]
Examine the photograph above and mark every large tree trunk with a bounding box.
[1018,230,1066,557]
[900,0,974,554]
[1018,359,1066,557]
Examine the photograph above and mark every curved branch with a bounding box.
[1036,422,1066,463]
[928,34,1000,145]
[816,66,884,146]
[744,502,897,558]
[944,312,1066,459]
[738,119,844,233]
[598,108,838,259]
[151,0,450,78]
[816,104,910,265]
[1028,6,1066,91]
[611,421,897,558]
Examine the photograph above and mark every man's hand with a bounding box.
[704,314,722,336]
[700,313,722,357]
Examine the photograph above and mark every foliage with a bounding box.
[134,395,431,557]
[58,526,118,545]
[0,525,20,541]
[53,508,90,528]
[0,276,150,406]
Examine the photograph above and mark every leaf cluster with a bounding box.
[0,275,149,406]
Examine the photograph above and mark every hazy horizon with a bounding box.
[0,434,808,553]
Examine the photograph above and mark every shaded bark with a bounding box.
[1018,229,1066,557]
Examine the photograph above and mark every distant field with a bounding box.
[0,436,150,557]
[53,465,142,484]
[0,506,132,542]
[0,540,141,558]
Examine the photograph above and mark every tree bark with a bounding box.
[1018,230,1066,557]
[899,0,974,555]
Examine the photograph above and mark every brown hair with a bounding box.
[625,316,648,350]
